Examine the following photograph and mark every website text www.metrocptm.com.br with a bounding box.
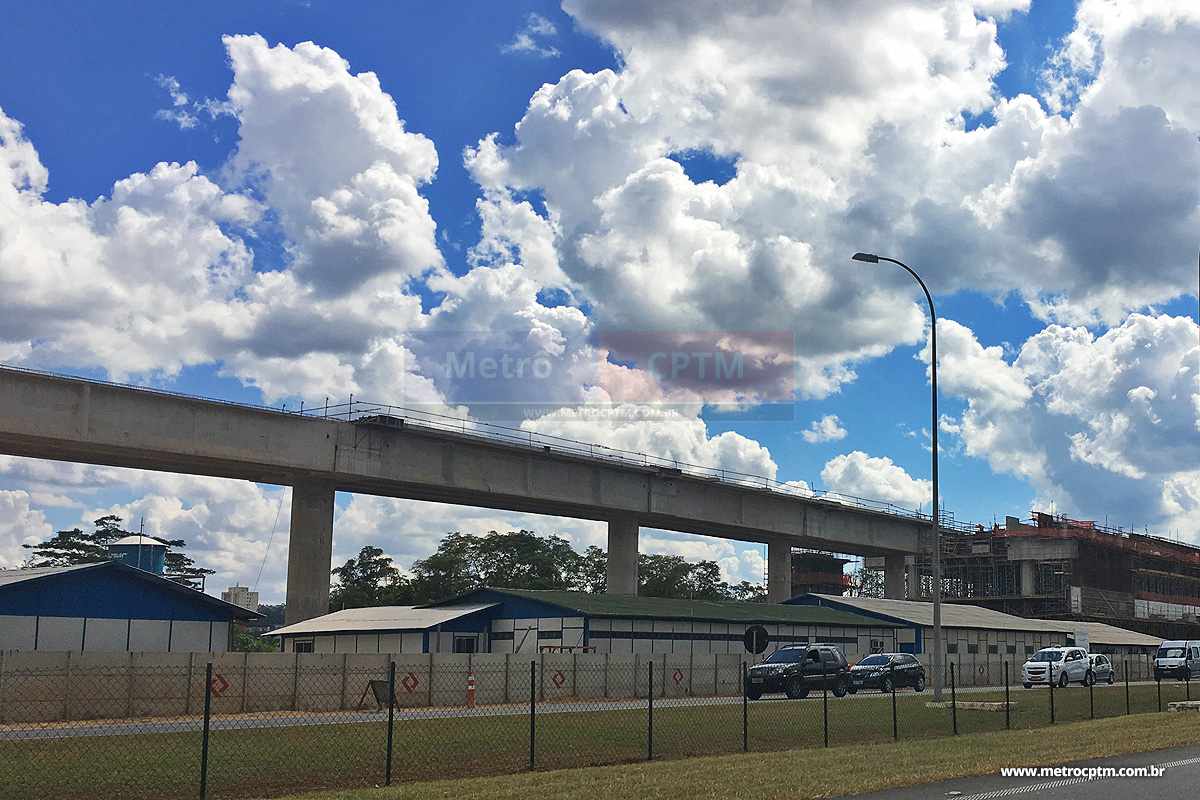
[1000,765,1165,779]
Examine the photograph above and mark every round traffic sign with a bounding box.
[744,625,769,654]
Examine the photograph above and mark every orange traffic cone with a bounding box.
[466,671,477,708]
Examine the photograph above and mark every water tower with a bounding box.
[108,535,168,575]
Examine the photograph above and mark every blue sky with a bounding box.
[1,1,1197,598]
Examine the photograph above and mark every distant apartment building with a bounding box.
[221,585,259,611]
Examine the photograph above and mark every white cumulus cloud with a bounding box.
[802,415,847,444]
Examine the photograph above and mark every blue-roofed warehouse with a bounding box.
[0,561,261,652]
[270,587,902,658]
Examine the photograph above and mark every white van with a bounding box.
[1154,640,1200,681]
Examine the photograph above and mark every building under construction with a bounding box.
[916,513,1200,640]
[791,551,851,595]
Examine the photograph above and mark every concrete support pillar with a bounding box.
[767,539,793,603]
[285,480,336,625]
[606,516,639,595]
[884,554,907,599]
[1020,560,1036,597]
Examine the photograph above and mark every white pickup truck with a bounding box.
[1022,646,1094,688]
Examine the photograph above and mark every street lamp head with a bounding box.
[851,252,880,263]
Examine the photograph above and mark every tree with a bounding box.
[637,554,734,600]
[406,530,587,603]
[474,531,582,590]
[159,539,215,584]
[21,515,212,586]
[256,603,286,628]
[637,553,695,598]
[21,515,123,566]
[331,530,776,607]
[329,546,411,610]
[724,581,767,603]
[231,627,279,652]
[407,533,482,603]
[846,565,885,598]
[575,546,608,593]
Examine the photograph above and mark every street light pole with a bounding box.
[851,252,943,700]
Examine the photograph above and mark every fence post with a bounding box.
[647,659,654,760]
[384,661,396,786]
[63,647,72,724]
[0,649,5,724]
[125,652,136,719]
[339,653,349,710]
[890,662,897,741]
[1187,673,1191,702]
[528,660,536,770]
[504,653,511,705]
[185,652,194,716]
[200,662,213,800]
[1125,660,1131,715]
[1089,669,1094,719]
[290,652,300,711]
[741,662,748,752]
[950,662,958,736]
[240,652,249,714]
[1157,674,1162,713]
[1049,660,1055,724]
[1004,661,1010,730]
[821,659,829,748]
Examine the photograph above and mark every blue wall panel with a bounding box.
[0,565,240,621]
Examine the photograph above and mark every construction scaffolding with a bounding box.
[905,512,1200,639]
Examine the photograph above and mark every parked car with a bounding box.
[1022,646,1093,688]
[848,653,926,693]
[745,644,851,700]
[1088,653,1116,685]
[1154,640,1200,681]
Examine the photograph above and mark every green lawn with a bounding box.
[279,711,1200,800]
[0,681,1193,800]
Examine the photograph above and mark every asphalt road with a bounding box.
[839,744,1200,800]
[0,680,1164,742]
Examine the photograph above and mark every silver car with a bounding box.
[1088,653,1116,685]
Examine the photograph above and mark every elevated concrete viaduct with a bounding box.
[0,368,929,623]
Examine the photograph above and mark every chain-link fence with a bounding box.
[0,656,1190,800]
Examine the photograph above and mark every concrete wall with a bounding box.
[920,650,1159,688]
[0,650,756,723]
[0,648,1164,724]
[0,615,229,652]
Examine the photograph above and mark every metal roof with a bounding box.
[267,604,499,637]
[806,594,1068,632]
[1078,621,1162,648]
[0,561,261,620]
[110,535,166,547]
[803,595,1162,646]
[442,588,902,627]
[0,563,100,588]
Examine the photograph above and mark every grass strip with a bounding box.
[280,711,1200,800]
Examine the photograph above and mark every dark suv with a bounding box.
[745,644,851,700]
[848,652,926,693]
